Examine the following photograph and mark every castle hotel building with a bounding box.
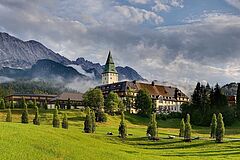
[97,51,189,113]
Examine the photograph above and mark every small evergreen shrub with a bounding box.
[216,113,225,143]
[210,113,217,138]
[52,108,60,128]
[184,114,192,142]
[33,106,40,125]
[179,118,185,137]
[6,108,12,122]
[21,102,29,124]
[118,112,127,139]
[62,113,69,129]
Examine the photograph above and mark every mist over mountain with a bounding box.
[0,32,145,82]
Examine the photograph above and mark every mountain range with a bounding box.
[0,32,145,82]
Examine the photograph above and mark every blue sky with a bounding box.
[0,0,240,92]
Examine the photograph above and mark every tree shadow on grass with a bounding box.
[68,116,85,122]
[141,140,213,150]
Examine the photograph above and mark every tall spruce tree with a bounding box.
[84,107,92,133]
[216,113,225,143]
[147,113,158,139]
[6,108,12,122]
[118,112,127,139]
[52,108,60,128]
[210,113,217,138]
[236,83,240,119]
[184,114,192,142]
[21,100,29,124]
[179,118,185,137]
[33,106,40,125]
[62,113,69,129]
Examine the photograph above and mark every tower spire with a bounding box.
[103,50,117,74]
[102,51,118,84]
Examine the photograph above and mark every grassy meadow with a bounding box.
[1,109,240,160]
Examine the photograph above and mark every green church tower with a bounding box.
[102,51,118,84]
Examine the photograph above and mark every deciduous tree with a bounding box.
[105,91,119,115]
[136,90,152,116]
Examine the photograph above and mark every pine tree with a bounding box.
[184,114,192,142]
[21,100,29,124]
[210,113,217,138]
[91,110,96,133]
[84,107,92,133]
[179,118,185,137]
[6,108,12,122]
[62,113,69,129]
[147,113,158,139]
[236,83,240,119]
[118,112,127,139]
[33,106,40,125]
[52,108,60,128]
[216,113,225,143]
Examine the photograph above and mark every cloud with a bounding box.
[152,0,184,12]
[225,0,240,9]
[115,5,164,25]
[0,0,240,93]
[129,0,150,4]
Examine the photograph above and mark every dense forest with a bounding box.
[181,82,235,126]
[0,80,76,98]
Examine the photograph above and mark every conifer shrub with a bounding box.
[179,118,185,137]
[33,106,40,125]
[6,108,12,122]
[184,114,192,142]
[62,113,69,129]
[21,101,29,124]
[147,113,158,140]
[52,108,60,128]
[84,107,92,133]
[118,112,127,139]
[216,113,225,143]
[210,113,217,138]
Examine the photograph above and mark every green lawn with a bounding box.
[1,109,240,160]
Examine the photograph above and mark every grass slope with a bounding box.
[1,109,240,160]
